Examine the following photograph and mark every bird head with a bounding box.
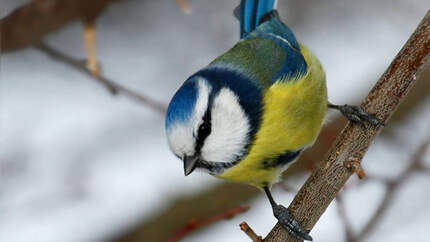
[165,68,262,176]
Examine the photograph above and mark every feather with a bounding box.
[239,0,277,38]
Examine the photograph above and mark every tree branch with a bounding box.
[0,0,119,52]
[34,42,167,114]
[264,10,430,242]
[240,222,263,242]
[168,205,249,242]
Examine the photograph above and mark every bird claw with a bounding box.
[333,104,384,127]
[273,205,313,241]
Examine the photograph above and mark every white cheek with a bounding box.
[201,88,250,163]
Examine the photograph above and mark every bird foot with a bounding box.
[273,204,313,241]
[329,104,384,127]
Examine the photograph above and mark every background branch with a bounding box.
[335,138,429,242]
[114,184,259,242]
[34,42,167,114]
[264,10,430,242]
[0,0,121,52]
[354,138,430,242]
[168,205,249,242]
[335,196,355,242]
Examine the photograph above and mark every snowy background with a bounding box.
[1,0,429,241]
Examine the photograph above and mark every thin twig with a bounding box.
[176,0,192,14]
[344,158,366,179]
[333,138,430,242]
[240,222,263,242]
[264,11,430,242]
[362,174,393,184]
[335,196,355,242]
[33,42,167,114]
[83,18,100,77]
[167,205,250,242]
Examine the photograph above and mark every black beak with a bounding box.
[184,155,199,176]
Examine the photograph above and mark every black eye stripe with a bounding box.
[195,108,212,154]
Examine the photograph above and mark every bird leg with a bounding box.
[264,187,313,241]
[328,102,384,127]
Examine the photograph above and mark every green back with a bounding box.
[210,37,285,89]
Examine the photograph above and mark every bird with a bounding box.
[165,0,382,240]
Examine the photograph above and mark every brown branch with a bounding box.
[33,42,167,114]
[240,222,263,242]
[264,10,430,242]
[167,205,249,242]
[0,0,119,52]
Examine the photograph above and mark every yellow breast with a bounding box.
[216,45,327,187]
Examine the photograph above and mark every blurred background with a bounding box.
[1,0,429,241]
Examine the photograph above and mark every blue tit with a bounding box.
[165,0,382,240]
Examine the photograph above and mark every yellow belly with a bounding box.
[217,46,327,187]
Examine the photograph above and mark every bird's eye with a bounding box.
[198,121,211,139]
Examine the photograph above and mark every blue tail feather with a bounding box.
[239,0,276,38]
[240,0,257,38]
[255,0,276,27]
